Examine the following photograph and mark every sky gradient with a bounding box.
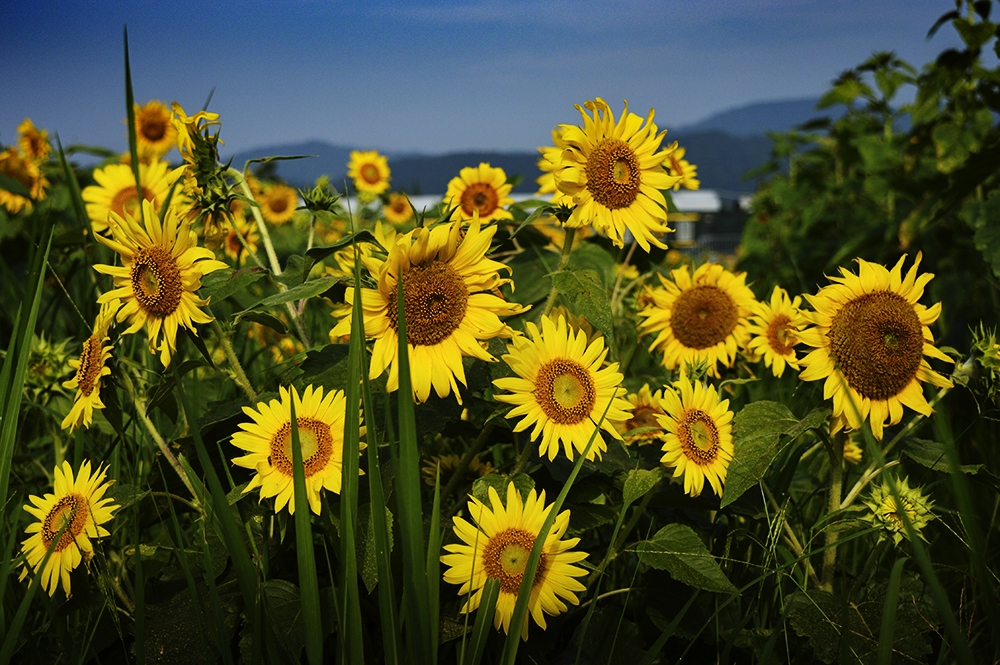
[2,1,967,159]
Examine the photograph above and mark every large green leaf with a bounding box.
[200,267,268,303]
[635,524,738,594]
[550,268,615,343]
[720,402,829,508]
[234,276,337,318]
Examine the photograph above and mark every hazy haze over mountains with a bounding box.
[231,97,838,195]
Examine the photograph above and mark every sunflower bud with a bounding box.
[861,477,934,546]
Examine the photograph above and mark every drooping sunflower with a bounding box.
[382,192,414,225]
[347,150,390,196]
[93,199,227,367]
[257,183,299,226]
[666,146,700,191]
[616,384,669,446]
[61,300,119,432]
[861,476,934,546]
[746,285,807,378]
[445,162,515,223]
[535,131,574,206]
[441,482,588,641]
[492,315,633,462]
[331,213,526,404]
[221,213,260,265]
[17,118,51,162]
[134,100,177,158]
[0,147,48,214]
[553,98,681,252]
[83,160,181,235]
[655,377,734,497]
[638,263,758,378]
[231,385,364,515]
[798,253,954,441]
[170,102,221,159]
[19,460,119,597]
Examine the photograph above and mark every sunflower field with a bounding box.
[2,6,1000,665]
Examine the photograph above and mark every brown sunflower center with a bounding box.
[766,314,795,355]
[140,115,168,142]
[459,183,500,217]
[670,285,739,350]
[75,335,103,397]
[386,260,469,346]
[677,409,720,465]
[110,185,156,220]
[584,138,642,210]
[481,526,548,595]
[360,163,381,184]
[268,417,334,478]
[627,405,663,431]
[42,493,90,552]
[390,199,408,214]
[269,196,288,214]
[828,291,923,401]
[130,245,184,318]
[534,358,596,425]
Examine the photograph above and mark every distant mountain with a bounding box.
[679,97,842,137]
[229,98,835,195]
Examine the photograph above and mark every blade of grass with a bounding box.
[393,265,434,663]
[877,556,908,665]
[0,225,53,516]
[462,578,501,665]
[427,467,442,665]
[355,247,401,663]
[122,26,143,225]
[340,257,365,664]
[55,136,88,229]
[635,590,701,665]
[500,401,611,665]
[289,397,323,665]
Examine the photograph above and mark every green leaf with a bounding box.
[904,438,984,475]
[567,243,617,289]
[623,468,661,509]
[107,483,151,511]
[200,267,268,303]
[550,268,615,343]
[471,473,535,506]
[504,251,553,305]
[234,276,337,317]
[238,311,288,335]
[634,524,738,594]
[720,402,827,508]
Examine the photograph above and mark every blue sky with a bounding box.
[2,1,967,158]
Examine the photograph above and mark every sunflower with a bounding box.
[17,118,51,163]
[638,263,758,378]
[441,482,588,640]
[382,192,414,225]
[0,147,47,214]
[257,183,299,225]
[553,98,681,252]
[445,163,515,224]
[861,476,934,546]
[93,199,227,367]
[347,150,390,196]
[843,439,863,465]
[616,384,669,446]
[83,159,181,235]
[746,285,807,378]
[231,385,364,515]
[221,213,260,265]
[655,377,734,497]
[19,460,118,597]
[61,300,118,432]
[134,100,177,158]
[331,213,526,404]
[666,146,700,191]
[798,253,954,441]
[492,315,632,462]
[421,454,494,487]
[170,102,221,159]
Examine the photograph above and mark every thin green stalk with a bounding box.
[541,227,576,316]
[120,372,202,507]
[440,421,496,504]
[821,429,845,592]
[289,398,323,665]
[509,437,534,476]
[210,318,258,402]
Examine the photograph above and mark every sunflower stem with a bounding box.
[510,437,535,476]
[821,428,845,592]
[761,482,821,588]
[441,421,495,504]
[121,371,202,508]
[587,475,662,587]
[610,240,638,311]
[210,318,258,403]
[840,460,900,510]
[228,166,312,347]
[541,226,576,317]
